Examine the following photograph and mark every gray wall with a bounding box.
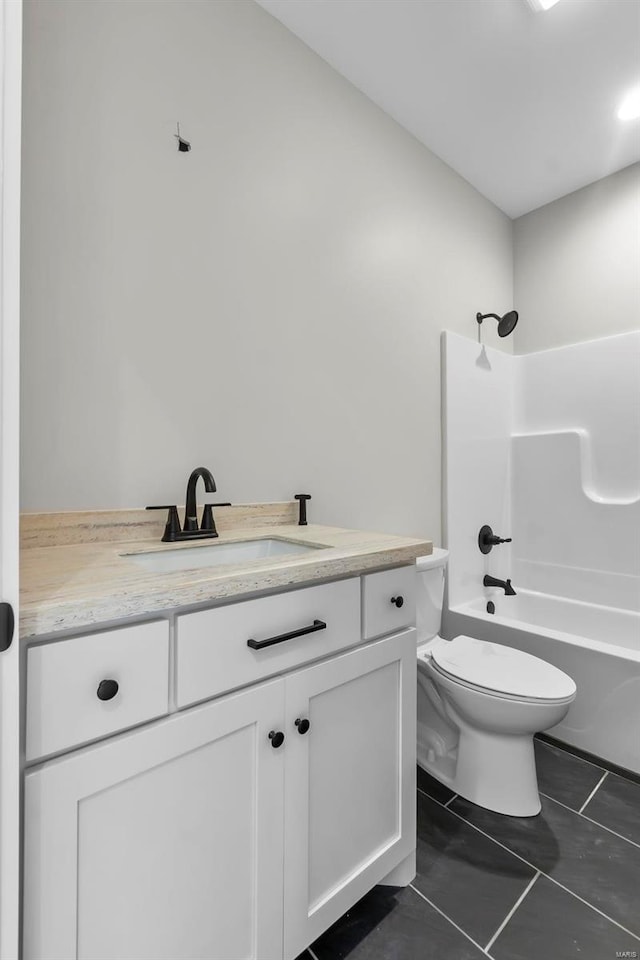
[20,0,513,540]
[514,163,640,354]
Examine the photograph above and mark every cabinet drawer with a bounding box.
[26,621,170,761]
[176,578,360,708]
[361,566,416,640]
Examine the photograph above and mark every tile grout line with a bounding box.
[417,783,457,808]
[409,883,494,958]
[483,871,541,954]
[416,785,640,943]
[538,788,640,850]
[577,771,608,814]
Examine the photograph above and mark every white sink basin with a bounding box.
[123,538,322,574]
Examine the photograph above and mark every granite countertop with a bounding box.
[20,503,432,639]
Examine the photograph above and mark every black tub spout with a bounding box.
[483,575,517,596]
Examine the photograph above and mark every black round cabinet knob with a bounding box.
[268,730,285,748]
[97,679,119,701]
[390,596,404,608]
[295,718,310,735]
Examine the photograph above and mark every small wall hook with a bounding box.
[174,122,191,153]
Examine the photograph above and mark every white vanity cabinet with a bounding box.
[23,570,417,960]
[26,620,170,761]
[283,628,416,959]
[24,678,286,960]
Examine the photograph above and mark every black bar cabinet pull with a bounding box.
[247,618,327,650]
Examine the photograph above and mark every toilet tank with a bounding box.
[416,548,449,643]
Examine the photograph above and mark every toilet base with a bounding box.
[418,725,541,817]
[417,672,543,817]
[455,724,541,816]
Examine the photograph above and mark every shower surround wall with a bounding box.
[442,330,640,772]
[441,332,514,607]
[513,335,640,610]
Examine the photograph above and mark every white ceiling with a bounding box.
[257,0,640,218]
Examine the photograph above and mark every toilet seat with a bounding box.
[430,635,576,703]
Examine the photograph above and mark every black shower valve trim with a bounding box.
[478,525,512,555]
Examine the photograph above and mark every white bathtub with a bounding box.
[445,589,640,775]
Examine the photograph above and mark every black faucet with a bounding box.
[184,467,217,533]
[147,466,231,542]
[483,575,517,596]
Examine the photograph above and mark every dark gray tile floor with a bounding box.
[490,875,640,960]
[582,771,640,847]
[534,737,605,811]
[301,737,640,960]
[450,792,640,935]
[416,764,455,805]
[414,791,535,945]
[310,886,486,960]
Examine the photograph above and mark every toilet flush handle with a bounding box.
[390,596,404,608]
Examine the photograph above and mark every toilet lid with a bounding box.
[431,636,576,701]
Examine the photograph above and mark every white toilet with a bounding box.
[416,549,577,816]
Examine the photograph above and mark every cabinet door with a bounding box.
[283,629,416,959]
[24,679,285,960]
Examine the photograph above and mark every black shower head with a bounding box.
[476,310,519,338]
[498,310,518,337]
